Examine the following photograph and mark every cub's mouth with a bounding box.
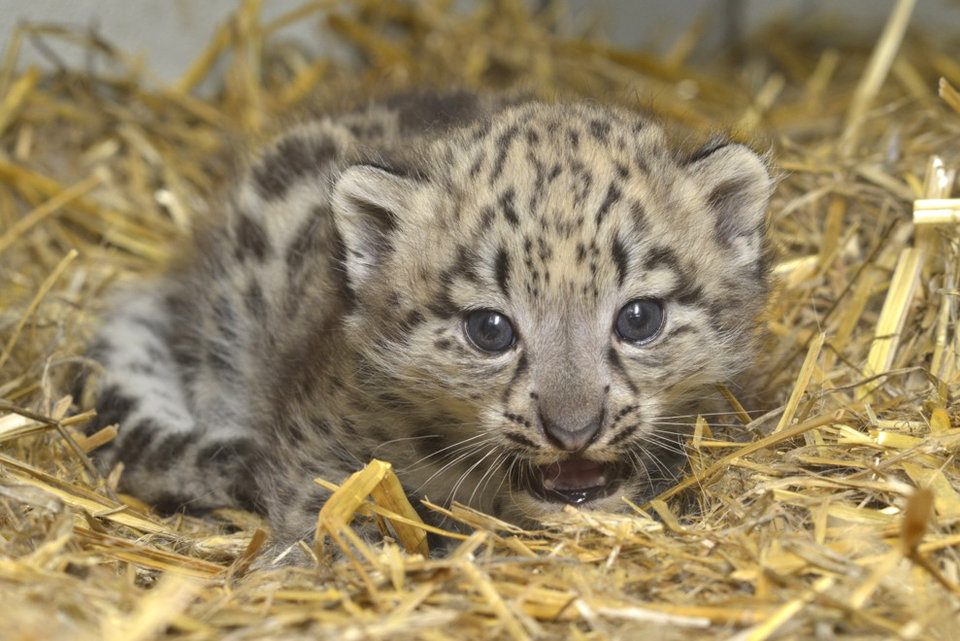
[517,458,628,505]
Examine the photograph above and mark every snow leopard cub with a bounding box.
[84,91,773,552]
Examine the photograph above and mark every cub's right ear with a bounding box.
[331,164,418,286]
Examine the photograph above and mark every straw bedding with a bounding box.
[1,1,959,639]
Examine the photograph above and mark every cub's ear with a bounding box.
[331,164,421,285]
[685,140,773,265]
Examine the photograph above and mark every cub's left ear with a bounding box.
[331,164,422,285]
[685,141,773,265]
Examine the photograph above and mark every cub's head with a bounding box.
[331,101,773,521]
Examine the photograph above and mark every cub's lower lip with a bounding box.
[521,458,626,505]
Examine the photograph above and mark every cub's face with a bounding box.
[332,103,772,521]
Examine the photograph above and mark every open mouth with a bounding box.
[519,458,627,505]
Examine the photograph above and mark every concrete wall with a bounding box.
[1,1,957,86]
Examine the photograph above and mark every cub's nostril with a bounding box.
[539,409,604,452]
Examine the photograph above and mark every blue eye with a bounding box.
[464,310,515,352]
[615,299,664,344]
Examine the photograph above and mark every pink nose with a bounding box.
[538,409,603,452]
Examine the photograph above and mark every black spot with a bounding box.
[494,247,511,297]
[347,120,385,139]
[152,433,194,467]
[357,160,422,182]
[116,419,160,465]
[434,338,452,350]
[281,417,306,442]
[499,188,519,227]
[528,154,546,210]
[212,295,237,342]
[504,432,537,448]
[472,119,493,140]
[608,424,639,447]
[453,245,479,283]
[643,245,681,273]
[165,292,191,322]
[503,412,528,427]
[675,282,705,306]
[594,183,622,227]
[230,475,264,513]
[427,287,456,319]
[234,212,271,261]
[610,404,637,427]
[589,119,610,143]
[606,347,638,395]
[502,354,528,403]
[397,310,425,336]
[611,235,629,287]
[252,135,338,201]
[630,200,649,233]
[536,237,552,262]
[490,125,519,181]
[151,492,192,514]
[92,386,138,432]
[684,137,731,165]
[576,242,586,264]
[526,127,540,145]
[244,279,266,320]
[202,440,266,511]
[318,419,335,435]
[479,206,495,230]
[469,153,485,178]
[168,332,201,383]
[570,161,593,204]
[568,128,580,147]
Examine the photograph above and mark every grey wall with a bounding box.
[1,1,958,86]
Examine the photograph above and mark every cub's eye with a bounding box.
[464,310,515,352]
[615,299,665,344]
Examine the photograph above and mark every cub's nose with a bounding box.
[538,409,604,452]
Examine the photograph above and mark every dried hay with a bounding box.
[1,0,960,639]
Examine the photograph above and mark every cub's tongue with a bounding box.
[541,459,607,491]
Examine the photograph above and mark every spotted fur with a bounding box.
[83,91,773,554]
